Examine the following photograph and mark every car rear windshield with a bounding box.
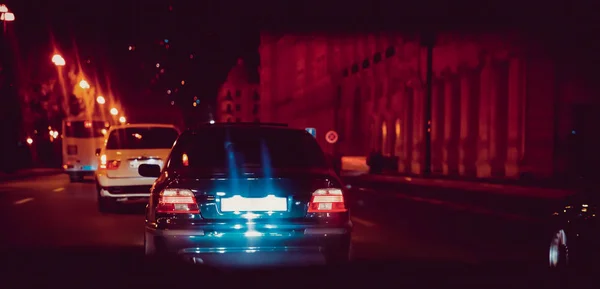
[64,121,108,138]
[106,127,179,150]
[169,127,328,169]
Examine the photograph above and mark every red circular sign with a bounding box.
[325,131,338,144]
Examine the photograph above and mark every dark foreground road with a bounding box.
[0,174,585,288]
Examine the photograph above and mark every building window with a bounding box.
[385,46,396,58]
[225,90,232,100]
[381,121,388,156]
[373,52,382,63]
[235,104,241,112]
[226,104,232,113]
[362,59,370,69]
[351,64,359,74]
[253,91,260,101]
[236,117,241,122]
[253,104,259,114]
[235,90,241,97]
[342,68,349,77]
[394,118,402,157]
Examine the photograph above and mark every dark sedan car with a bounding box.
[548,189,598,270]
[138,123,352,266]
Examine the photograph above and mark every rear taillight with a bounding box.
[307,188,347,213]
[156,189,199,214]
[100,154,120,170]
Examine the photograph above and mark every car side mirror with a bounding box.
[95,148,101,156]
[138,164,161,178]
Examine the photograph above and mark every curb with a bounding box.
[0,170,64,182]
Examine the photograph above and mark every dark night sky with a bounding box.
[5,0,261,114]
[5,0,600,104]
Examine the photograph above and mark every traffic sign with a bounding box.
[325,130,338,144]
[305,127,316,138]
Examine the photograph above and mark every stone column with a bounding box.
[431,79,445,175]
[411,86,424,174]
[489,60,510,178]
[476,55,492,178]
[504,56,526,178]
[458,66,481,177]
[399,86,414,173]
[442,71,461,176]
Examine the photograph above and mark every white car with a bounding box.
[95,123,180,212]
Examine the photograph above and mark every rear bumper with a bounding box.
[96,172,156,188]
[146,223,351,265]
[64,169,95,176]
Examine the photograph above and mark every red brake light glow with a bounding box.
[84,121,92,128]
[157,189,199,214]
[307,188,346,213]
[100,154,120,170]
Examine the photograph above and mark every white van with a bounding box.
[62,117,111,182]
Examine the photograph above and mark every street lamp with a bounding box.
[96,96,106,104]
[26,137,33,145]
[52,54,66,66]
[0,12,13,21]
[110,107,118,116]
[79,80,90,89]
[119,116,126,124]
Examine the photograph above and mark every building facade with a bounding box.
[216,59,261,123]
[258,33,600,181]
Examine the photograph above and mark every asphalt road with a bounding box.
[0,173,567,288]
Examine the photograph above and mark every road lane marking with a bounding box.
[14,198,34,205]
[351,217,377,227]
[53,187,64,192]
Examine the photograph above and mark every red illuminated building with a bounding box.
[258,33,600,181]
[216,59,261,123]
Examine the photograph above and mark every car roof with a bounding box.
[185,122,309,134]
[108,123,180,131]
[63,117,109,122]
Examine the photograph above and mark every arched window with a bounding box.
[394,118,401,157]
[381,121,388,156]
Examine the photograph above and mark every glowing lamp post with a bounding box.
[110,108,118,116]
[96,96,106,104]
[51,54,66,66]
[79,80,90,89]
[119,116,126,124]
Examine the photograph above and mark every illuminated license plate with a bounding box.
[129,160,161,169]
[220,196,287,212]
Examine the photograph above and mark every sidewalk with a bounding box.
[342,171,575,200]
[0,168,63,182]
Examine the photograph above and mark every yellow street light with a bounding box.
[0,5,8,13]
[79,79,90,89]
[119,116,126,124]
[26,137,33,145]
[110,108,118,116]
[96,96,106,104]
[51,54,65,66]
